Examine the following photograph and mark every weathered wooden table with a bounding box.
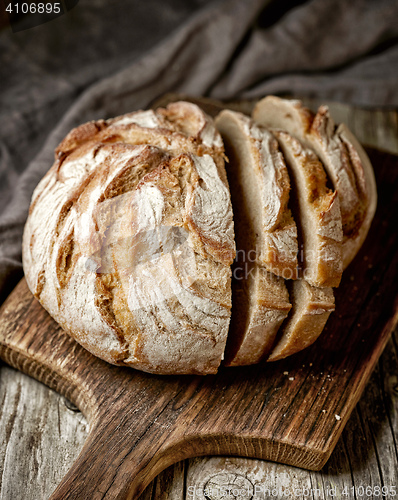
[0,100,397,499]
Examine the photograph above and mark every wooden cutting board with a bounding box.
[0,98,397,499]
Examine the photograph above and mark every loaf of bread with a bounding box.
[22,98,377,374]
[23,102,236,375]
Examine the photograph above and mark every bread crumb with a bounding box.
[289,376,295,381]
[335,414,341,421]
[283,371,289,375]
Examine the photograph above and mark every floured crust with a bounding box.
[267,279,335,361]
[273,130,343,288]
[56,101,227,186]
[215,110,298,279]
[253,96,376,268]
[23,103,235,375]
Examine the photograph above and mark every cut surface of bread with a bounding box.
[23,103,235,375]
[215,109,298,279]
[273,130,343,288]
[253,96,377,268]
[225,265,291,366]
[267,279,335,362]
[215,110,293,367]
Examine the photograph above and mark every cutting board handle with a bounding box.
[48,412,178,499]
[0,279,205,499]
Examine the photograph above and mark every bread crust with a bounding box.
[23,103,235,375]
[335,123,377,267]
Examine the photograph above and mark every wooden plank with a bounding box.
[0,99,397,500]
[0,365,88,500]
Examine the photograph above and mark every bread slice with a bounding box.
[213,110,292,367]
[225,264,291,366]
[267,279,335,362]
[215,109,298,279]
[23,104,236,375]
[273,130,343,288]
[253,96,377,268]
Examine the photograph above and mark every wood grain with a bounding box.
[1,99,398,500]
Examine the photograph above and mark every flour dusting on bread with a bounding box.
[23,102,235,375]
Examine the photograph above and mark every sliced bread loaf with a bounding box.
[253,96,377,268]
[23,98,375,374]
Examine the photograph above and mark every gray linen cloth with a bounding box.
[1,0,398,302]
